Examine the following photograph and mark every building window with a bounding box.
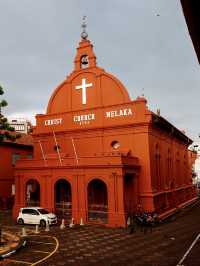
[155,144,161,190]
[176,152,180,186]
[111,141,120,150]
[12,153,21,166]
[166,149,172,188]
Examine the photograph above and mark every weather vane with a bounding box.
[81,16,88,40]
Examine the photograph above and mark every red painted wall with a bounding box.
[0,143,32,209]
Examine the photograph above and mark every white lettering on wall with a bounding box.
[73,113,95,125]
[44,118,63,126]
[106,108,133,118]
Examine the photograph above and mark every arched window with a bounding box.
[26,179,40,207]
[176,151,180,186]
[54,179,72,221]
[80,55,89,68]
[87,179,108,223]
[155,144,161,190]
[166,149,172,188]
[183,152,187,184]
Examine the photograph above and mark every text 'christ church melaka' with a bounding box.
[13,25,197,227]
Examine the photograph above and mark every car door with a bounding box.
[29,209,40,224]
[22,209,32,224]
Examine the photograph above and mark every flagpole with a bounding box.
[71,137,79,165]
[38,140,47,166]
[53,131,62,166]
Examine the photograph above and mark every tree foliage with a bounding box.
[0,85,20,142]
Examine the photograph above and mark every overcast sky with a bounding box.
[0,0,199,143]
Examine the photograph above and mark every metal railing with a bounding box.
[88,204,108,223]
[55,202,72,221]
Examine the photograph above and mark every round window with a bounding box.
[111,141,120,150]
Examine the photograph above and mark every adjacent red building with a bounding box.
[13,30,197,227]
[0,134,33,209]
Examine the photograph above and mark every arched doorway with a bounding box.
[26,179,40,206]
[54,179,72,221]
[87,179,108,223]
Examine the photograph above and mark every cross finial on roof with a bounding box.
[81,16,88,40]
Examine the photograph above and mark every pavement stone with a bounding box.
[1,200,200,265]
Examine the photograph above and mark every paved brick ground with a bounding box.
[1,200,200,266]
[0,231,20,256]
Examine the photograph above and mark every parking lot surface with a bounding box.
[1,201,200,266]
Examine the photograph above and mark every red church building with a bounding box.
[13,24,197,227]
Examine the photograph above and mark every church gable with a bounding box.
[46,38,130,114]
[35,19,151,135]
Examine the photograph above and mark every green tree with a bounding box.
[0,85,20,142]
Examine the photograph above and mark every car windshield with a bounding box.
[38,209,49,214]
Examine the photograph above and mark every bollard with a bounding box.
[69,217,75,228]
[60,219,65,230]
[80,218,84,226]
[127,217,131,227]
[22,227,27,237]
[45,222,50,232]
[35,224,39,234]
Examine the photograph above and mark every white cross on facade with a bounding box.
[75,78,93,105]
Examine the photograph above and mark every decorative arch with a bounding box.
[86,176,109,189]
[26,179,40,207]
[54,178,72,220]
[87,178,108,223]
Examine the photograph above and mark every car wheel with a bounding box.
[18,218,24,225]
[40,220,46,227]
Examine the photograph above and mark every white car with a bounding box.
[17,207,57,227]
